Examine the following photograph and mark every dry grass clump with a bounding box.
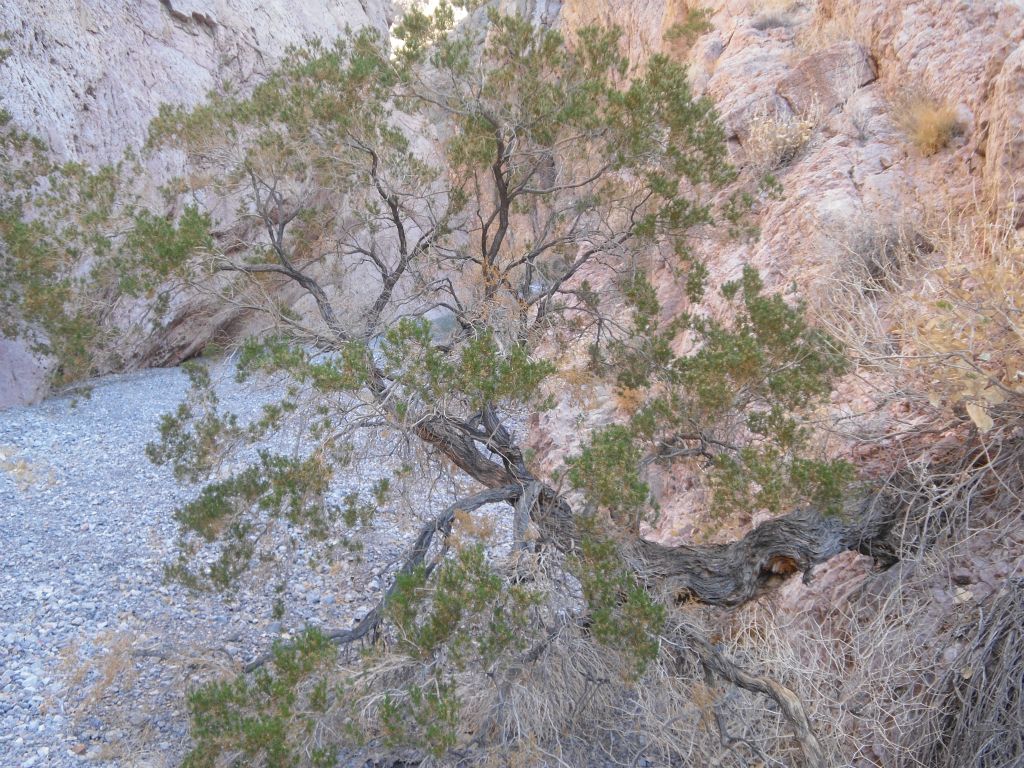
[891,91,963,156]
[57,628,235,765]
[0,444,55,490]
[912,577,1024,768]
[751,10,798,31]
[322,616,809,767]
[615,385,646,415]
[743,107,816,173]
[809,202,1023,435]
[59,630,142,716]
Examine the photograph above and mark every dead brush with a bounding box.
[724,512,1019,765]
[795,0,864,53]
[809,202,1024,436]
[891,89,963,156]
[742,106,817,173]
[894,205,1024,429]
[807,217,928,363]
[721,430,1024,767]
[726,556,948,765]
[60,629,142,716]
[58,628,237,765]
[911,576,1024,768]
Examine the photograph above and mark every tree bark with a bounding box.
[414,409,900,608]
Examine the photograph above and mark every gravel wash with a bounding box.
[0,363,473,768]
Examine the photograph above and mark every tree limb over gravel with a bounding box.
[242,485,520,672]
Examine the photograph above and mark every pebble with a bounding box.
[0,361,510,766]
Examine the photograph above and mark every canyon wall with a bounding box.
[0,0,392,407]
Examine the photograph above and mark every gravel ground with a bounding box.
[0,362,484,768]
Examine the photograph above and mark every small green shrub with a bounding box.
[184,628,337,768]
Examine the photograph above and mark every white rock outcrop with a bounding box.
[1,0,391,164]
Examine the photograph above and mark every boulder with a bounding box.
[778,40,876,117]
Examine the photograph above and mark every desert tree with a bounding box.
[2,4,899,766]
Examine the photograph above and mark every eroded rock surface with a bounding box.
[1,0,390,164]
[533,0,1024,533]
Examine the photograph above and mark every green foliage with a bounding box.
[597,264,852,522]
[567,425,650,529]
[712,446,854,519]
[147,360,347,590]
[380,319,554,409]
[607,270,687,389]
[146,362,243,482]
[665,7,714,50]
[571,518,664,671]
[380,676,461,758]
[118,205,211,293]
[341,491,376,528]
[237,336,373,393]
[184,627,337,768]
[677,266,845,415]
[164,449,335,589]
[457,330,556,407]
[387,544,538,666]
[0,130,209,386]
[177,451,333,541]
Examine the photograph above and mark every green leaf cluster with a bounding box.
[0,133,209,386]
[575,264,851,526]
[387,544,538,667]
[380,676,461,759]
[163,449,335,590]
[567,424,650,530]
[380,319,554,409]
[184,627,338,768]
[571,519,664,672]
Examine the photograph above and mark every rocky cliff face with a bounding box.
[1,0,392,164]
[530,4,1024,762]
[0,0,392,407]
[535,0,1024,530]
